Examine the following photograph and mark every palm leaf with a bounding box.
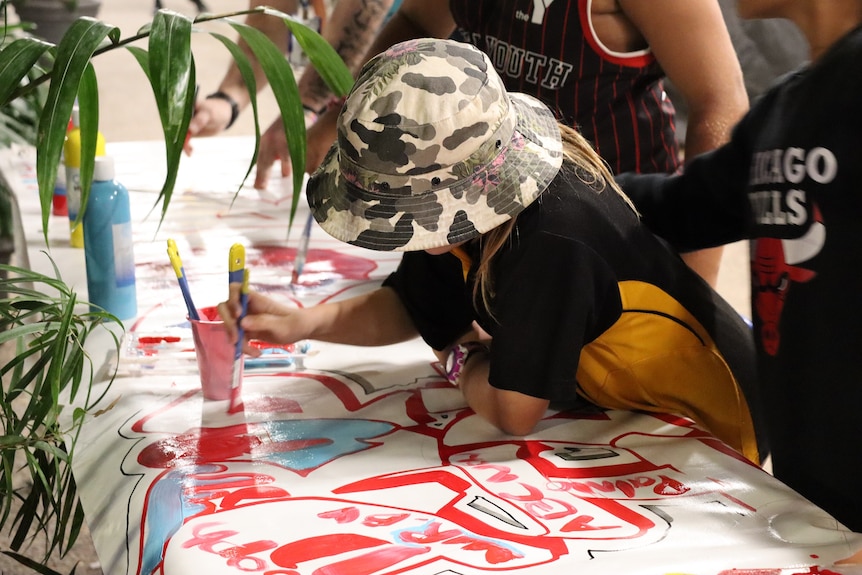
[229,10,352,230]
[208,31,260,200]
[35,17,120,243]
[0,262,117,561]
[264,8,353,97]
[72,62,99,225]
[0,37,52,105]
[229,19,305,228]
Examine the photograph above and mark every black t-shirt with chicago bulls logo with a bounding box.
[616,24,862,532]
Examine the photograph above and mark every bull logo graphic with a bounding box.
[752,205,825,356]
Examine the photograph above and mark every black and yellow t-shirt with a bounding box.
[384,167,764,464]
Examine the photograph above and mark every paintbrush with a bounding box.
[166,239,200,321]
[290,213,314,285]
[228,243,247,412]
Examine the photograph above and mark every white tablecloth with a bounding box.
[4,139,862,575]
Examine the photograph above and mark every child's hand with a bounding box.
[217,288,307,356]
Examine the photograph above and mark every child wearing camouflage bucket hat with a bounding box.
[219,38,768,464]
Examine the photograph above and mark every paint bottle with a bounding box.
[64,106,106,248]
[52,163,67,216]
[53,116,75,216]
[83,155,137,320]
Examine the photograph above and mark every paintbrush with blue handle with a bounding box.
[290,213,314,285]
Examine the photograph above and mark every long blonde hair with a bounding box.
[473,123,635,314]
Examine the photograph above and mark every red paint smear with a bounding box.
[717,570,782,575]
[312,544,430,575]
[718,568,842,575]
[137,336,182,345]
[219,485,290,510]
[249,340,299,352]
[270,534,388,569]
[318,507,361,524]
[256,247,377,281]
[136,423,332,468]
[199,306,221,321]
[560,515,616,533]
[333,469,569,559]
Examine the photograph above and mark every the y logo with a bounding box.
[531,0,556,24]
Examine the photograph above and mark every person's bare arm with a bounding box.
[188,0,296,139]
[430,328,549,437]
[219,286,419,351]
[366,0,456,57]
[620,0,748,286]
[309,0,328,30]
[254,0,400,187]
[298,0,396,112]
[459,355,550,436]
[620,0,748,159]
[307,286,419,346]
[305,0,456,175]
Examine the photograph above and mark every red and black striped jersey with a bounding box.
[450,0,680,175]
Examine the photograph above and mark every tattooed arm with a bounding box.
[187,0,396,189]
[253,0,397,188]
[298,0,396,111]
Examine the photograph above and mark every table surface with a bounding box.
[4,139,862,575]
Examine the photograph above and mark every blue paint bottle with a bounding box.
[83,156,137,320]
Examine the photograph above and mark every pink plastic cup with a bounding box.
[189,306,243,401]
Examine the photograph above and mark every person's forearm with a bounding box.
[304,0,456,173]
[298,0,396,110]
[616,143,750,249]
[682,100,746,160]
[307,287,419,346]
[458,356,549,436]
[217,0,296,109]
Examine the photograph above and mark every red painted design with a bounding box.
[270,534,389,569]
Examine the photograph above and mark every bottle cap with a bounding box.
[93,156,115,181]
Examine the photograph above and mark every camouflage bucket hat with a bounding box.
[307,38,563,252]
